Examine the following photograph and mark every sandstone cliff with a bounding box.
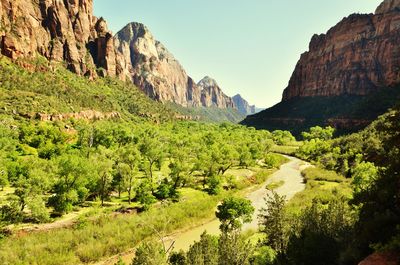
[232,94,256,115]
[114,23,238,109]
[283,0,400,100]
[0,0,129,79]
[243,0,400,134]
[114,22,203,107]
[197,76,235,109]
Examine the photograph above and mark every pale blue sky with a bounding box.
[94,0,383,108]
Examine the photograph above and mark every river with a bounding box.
[98,155,309,264]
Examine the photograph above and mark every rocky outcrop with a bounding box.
[197,77,235,108]
[283,0,400,101]
[114,22,203,107]
[35,110,121,121]
[114,23,238,109]
[232,94,256,115]
[358,252,400,265]
[0,0,129,79]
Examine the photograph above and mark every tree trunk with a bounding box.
[128,186,132,204]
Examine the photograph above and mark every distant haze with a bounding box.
[94,0,382,108]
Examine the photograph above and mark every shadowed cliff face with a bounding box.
[283,0,400,101]
[0,0,130,79]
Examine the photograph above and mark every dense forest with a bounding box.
[0,56,399,265]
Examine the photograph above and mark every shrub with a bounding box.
[132,241,167,265]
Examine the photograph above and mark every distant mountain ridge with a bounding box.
[242,0,400,134]
[232,94,255,116]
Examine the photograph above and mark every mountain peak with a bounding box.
[232,94,257,116]
[198,76,219,88]
[116,22,153,42]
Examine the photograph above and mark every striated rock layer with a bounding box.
[0,0,130,79]
[283,0,400,101]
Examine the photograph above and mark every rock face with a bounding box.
[114,22,202,107]
[114,23,237,109]
[0,0,130,79]
[197,77,235,108]
[283,0,400,101]
[243,0,400,134]
[232,94,256,115]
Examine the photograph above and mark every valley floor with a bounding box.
[96,156,311,265]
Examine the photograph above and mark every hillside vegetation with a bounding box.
[168,103,245,123]
[242,87,400,136]
[0,56,175,122]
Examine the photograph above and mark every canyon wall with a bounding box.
[283,0,400,100]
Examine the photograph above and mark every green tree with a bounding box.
[135,180,156,211]
[186,232,219,265]
[117,144,141,204]
[218,232,254,265]
[92,147,114,206]
[272,130,295,146]
[284,199,354,265]
[13,158,54,214]
[259,192,288,254]
[216,143,239,175]
[216,197,254,232]
[139,131,164,193]
[351,161,378,196]
[168,140,193,189]
[302,126,335,141]
[48,153,90,214]
[351,109,400,258]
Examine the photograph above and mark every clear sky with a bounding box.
[94,0,383,108]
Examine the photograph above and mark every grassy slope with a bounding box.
[0,56,176,122]
[286,167,352,213]
[242,87,400,136]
